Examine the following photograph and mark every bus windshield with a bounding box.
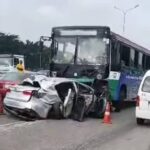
[53,36,108,65]
[54,37,76,64]
[78,37,107,65]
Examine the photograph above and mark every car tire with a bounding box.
[136,118,144,125]
[72,96,86,122]
[95,97,107,118]
[53,102,62,119]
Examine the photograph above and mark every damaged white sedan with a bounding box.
[4,75,107,121]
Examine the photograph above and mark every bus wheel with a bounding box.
[115,87,126,112]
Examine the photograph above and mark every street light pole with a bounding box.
[114,4,139,34]
[123,11,126,33]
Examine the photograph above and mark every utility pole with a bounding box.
[114,4,139,34]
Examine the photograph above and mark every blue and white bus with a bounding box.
[41,26,150,111]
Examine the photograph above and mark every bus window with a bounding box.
[134,50,139,68]
[138,52,143,69]
[111,41,120,71]
[146,56,150,69]
[121,45,130,67]
[130,48,135,67]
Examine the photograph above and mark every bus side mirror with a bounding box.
[39,36,52,52]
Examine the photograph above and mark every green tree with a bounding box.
[0,32,50,70]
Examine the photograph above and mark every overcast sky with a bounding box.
[0,0,149,48]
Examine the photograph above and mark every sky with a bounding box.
[0,0,150,49]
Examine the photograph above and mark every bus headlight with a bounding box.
[96,74,102,80]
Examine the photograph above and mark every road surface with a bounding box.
[0,107,150,150]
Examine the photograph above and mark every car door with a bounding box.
[77,83,94,109]
[72,82,94,121]
[55,81,76,118]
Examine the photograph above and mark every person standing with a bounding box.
[16,60,24,73]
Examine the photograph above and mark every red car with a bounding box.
[0,72,32,112]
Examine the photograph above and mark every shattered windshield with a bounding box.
[53,36,108,65]
[77,37,107,65]
[54,37,76,64]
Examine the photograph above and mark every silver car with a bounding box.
[4,75,107,121]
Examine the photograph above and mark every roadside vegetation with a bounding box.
[0,32,50,70]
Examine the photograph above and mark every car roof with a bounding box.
[144,70,150,77]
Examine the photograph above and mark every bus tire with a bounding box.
[115,86,126,112]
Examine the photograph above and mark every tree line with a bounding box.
[0,32,50,70]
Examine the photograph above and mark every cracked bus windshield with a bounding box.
[78,37,107,65]
[54,37,76,64]
[54,37,108,65]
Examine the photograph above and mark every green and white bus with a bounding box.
[42,26,150,110]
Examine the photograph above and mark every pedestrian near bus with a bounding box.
[16,60,24,73]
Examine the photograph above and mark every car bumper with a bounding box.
[136,107,150,120]
[4,105,39,120]
[4,97,51,119]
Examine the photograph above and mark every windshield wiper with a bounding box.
[74,37,78,64]
[62,37,78,76]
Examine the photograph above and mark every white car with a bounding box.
[4,75,107,121]
[136,70,150,125]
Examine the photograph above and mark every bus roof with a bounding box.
[111,32,150,56]
[52,26,150,55]
[52,26,110,31]
[0,54,24,58]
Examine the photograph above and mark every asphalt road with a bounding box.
[0,107,150,150]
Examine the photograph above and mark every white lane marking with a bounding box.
[0,120,41,132]
[0,122,23,127]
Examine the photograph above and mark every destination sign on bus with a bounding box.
[59,30,97,36]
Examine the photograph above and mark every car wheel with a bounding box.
[136,118,144,125]
[95,97,107,118]
[53,102,62,119]
[72,96,86,122]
